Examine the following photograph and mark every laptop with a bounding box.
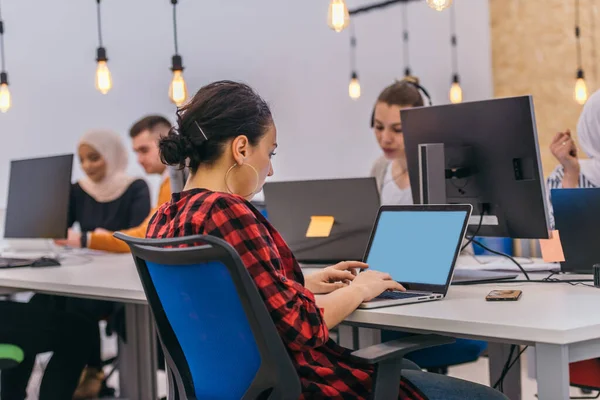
[552,188,600,273]
[262,178,380,265]
[358,204,472,309]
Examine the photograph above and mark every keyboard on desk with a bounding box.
[376,291,429,300]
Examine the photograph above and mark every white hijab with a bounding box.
[78,130,136,203]
[578,89,600,187]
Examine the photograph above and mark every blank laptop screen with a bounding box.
[365,210,467,285]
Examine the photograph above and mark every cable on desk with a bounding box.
[461,210,485,252]
[456,278,594,286]
[471,239,530,281]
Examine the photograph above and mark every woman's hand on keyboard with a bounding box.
[352,271,406,302]
[306,261,368,294]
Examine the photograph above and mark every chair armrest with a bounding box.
[350,334,455,365]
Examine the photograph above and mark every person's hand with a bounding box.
[305,261,368,294]
[53,229,81,248]
[351,270,406,302]
[93,228,110,235]
[550,130,580,178]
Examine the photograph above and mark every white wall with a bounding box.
[0,0,492,206]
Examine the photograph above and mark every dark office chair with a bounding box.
[115,233,454,400]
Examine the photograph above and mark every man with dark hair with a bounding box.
[56,115,173,252]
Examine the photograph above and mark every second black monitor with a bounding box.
[402,96,550,239]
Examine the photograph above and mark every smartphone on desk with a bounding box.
[486,290,522,301]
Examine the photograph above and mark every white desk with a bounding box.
[0,253,156,400]
[0,253,591,400]
[340,274,600,400]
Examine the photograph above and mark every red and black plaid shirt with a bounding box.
[147,189,427,400]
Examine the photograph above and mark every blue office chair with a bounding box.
[115,233,454,400]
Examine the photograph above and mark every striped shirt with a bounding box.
[546,165,596,227]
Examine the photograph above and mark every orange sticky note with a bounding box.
[539,230,566,263]
[306,216,335,238]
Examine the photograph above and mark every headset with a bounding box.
[370,79,433,127]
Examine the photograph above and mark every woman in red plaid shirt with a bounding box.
[147,81,507,400]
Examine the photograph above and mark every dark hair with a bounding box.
[377,76,424,108]
[129,115,172,138]
[159,81,273,172]
[370,77,426,127]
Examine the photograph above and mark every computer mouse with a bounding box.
[32,257,61,267]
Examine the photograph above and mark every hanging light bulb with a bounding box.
[0,3,11,112]
[169,55,188,106]
[349,72,361,100]
[95,48,112,94]
[0,72,10,113]
[93,0,112,94]
[328,0,350,33]
[427,0,453,11]
[449,74,463,104]
[574,69,588,105]
[168,0,188,106]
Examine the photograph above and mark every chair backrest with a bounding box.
[115,233,301,400]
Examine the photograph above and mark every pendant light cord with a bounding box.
[402,3,410,75]
[0,0,6,72]
[576,0,582,69]
[96,0,103,48]
[450,5,458,75]
[593,0,598,85]
[172,0,179,55]
[350,23,356,72]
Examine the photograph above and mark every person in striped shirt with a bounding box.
[546,89,600,226]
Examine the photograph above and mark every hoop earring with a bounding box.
[224,162,260,198]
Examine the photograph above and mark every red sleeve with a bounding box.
[200,196,329,352]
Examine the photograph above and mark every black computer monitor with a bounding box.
[4,154,73,239]
[263,177,380,264]
[402,96,551,239]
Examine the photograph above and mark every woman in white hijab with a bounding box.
[68,130,151,239]
[47,130,150,398]
[547,89,600,225]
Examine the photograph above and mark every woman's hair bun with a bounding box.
[159,129,192,169]
[402,75,420,85]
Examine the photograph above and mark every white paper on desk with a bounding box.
[454,255,560,273]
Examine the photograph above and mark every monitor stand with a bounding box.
[418,143,517,284]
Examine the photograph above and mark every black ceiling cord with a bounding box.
[172,0,179,56]
[402,3,410,77]
[0,0,7,74]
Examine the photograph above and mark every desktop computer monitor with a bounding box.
[402,96,551,239]
[4,154,73,239]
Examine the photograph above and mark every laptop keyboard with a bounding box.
[375,291,427,300]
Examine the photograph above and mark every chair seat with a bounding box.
[0,343,24,370]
